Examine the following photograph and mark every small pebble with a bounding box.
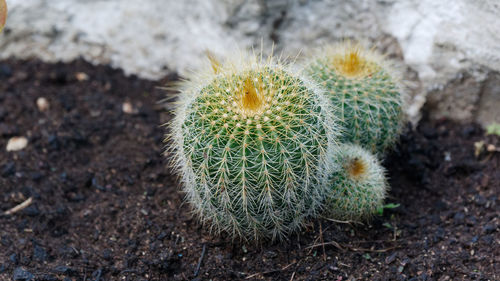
[36,97,50,112]
[483,224,496,234]
[453,212,465,225]
[1,162,15,177]
[10,253,18,264]
[75,72,89,81]
[486,144,496,152]
[444,151,451,162]
[385,252,397,264]
[6,136,28,151]
[122,102,137,114]
[13,267,34,281]
[34,245,47,261]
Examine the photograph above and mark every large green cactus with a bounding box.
[168,53,338,241]
[325,143,387,221]
[303,42,405,154]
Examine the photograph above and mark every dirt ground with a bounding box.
[0,59,498,281]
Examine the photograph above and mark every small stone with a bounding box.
[10,253,18,264]
[13,267,34,281]
[157,231,167,240]
[421,125,438,139]
[75,72,89,81]
[481,235,493,244]
[466,215,477,226]
[36,97,50,112]
[91,177,105,191]
[102,249,113,261]
[30,172,44,182]
[34,245,47,261]
[6,136,28,151]
[473,194,487,206]
[40,275,57,281]
[47,134,60,150]
[461,125,477,137]
[122,101,138,114]
[453,212,465,225]
[444,151,451,162]
[53,265,74,275]
[263,251,277,259]
[0,106,6,121]
[483,224,496,234]
[385,252,397,264]
[1,162,15,177]
[0,63,12,78]
[24,205,40,217]
[486,144,496,152]
[92,268,103,281]
[433,227,445,242]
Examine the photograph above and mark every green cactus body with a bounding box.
[169,54,338,241]
[304,43,405,154]
[325,143,387,221]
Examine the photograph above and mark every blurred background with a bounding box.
[1,0,499,127]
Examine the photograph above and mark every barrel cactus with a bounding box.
[168,53,339,241]
[303,42,405,154]
[324,143,387,221]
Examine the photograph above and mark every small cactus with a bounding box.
[303,42,405,154]
[324,143,387,221]
[168,53,338,241]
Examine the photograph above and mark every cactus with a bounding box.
[303,42,405,154]
[324,143,387,221]
[168,53,338,241]
[0,0,6,32]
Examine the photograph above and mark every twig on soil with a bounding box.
[306,240,344,251]
[2,197,33,216]
[308,223,334,255]
[245,261,297,279]
[348,246,399,253]
[307,240,399,253]
[322,217,364,225]
[289,259,302,281]
[194,243,207,277]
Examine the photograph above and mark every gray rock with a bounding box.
[1,0,499,126]
[13,267,34,281]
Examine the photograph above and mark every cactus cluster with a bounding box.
[303,42,404,154]
[169,54,338,241]
[167,42,405,241]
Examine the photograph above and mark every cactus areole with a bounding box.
[170,56,338,241]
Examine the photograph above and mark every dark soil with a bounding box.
[0,59,498,281]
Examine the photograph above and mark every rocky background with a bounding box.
[1,0,499,126]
